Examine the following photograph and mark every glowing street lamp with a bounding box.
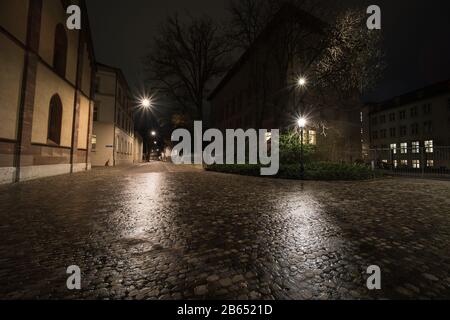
[297,77,307,88]
[297,117,307,129]
[298,117,307,180]
[141,97,152,108]
[151,131,156,136]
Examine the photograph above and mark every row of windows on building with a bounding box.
[371,98,450,126]
[116,136,133,155]
[94,77,129,109]
[381,159,435,169]
[116,108,133,135]
[371,103,433,125]
[91,135,133,155]
[372,121,433,140]
[387,140,434,154]
[93,102,134,136]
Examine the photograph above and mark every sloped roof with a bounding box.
[207,3,326,101]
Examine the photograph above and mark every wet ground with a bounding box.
[0,162,449,300]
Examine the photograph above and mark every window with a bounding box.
[91,135,97,151]
[389,128,396,138]
[411,123,419,135]
[371,117,378,125]
[400,142,408,154]
[410,106,418,117]
[380,129,387,139]
[399,110,406,120]
[379,115,386,124]
[422,103,432,115]
[423,121,433,134]
[93,102,99,122]
[425,140,434,153]
[372,131,378,140]
[390,143,397,154]
[412,160,420,169]
[427,160,434,168]
[47,95,63,145]
[389,113,396,122]
[95,77,100,92]
[393,160,398,168]
[400,160,408,166]
[412,141,420,154]
[308,130,317,145]
[53,24,68,77]
[400,126,407,137]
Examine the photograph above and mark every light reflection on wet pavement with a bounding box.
[0,162,449,299]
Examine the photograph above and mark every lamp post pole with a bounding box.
[300,126,304,180]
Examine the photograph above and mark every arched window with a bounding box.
[48,95,63,145]
[53,24,68,77]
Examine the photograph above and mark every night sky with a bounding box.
[86,0,450,106]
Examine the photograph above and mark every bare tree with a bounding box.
[226,0,344,50]
[145,14,231,121]
[226,0,385,123]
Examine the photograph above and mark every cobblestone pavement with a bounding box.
[0,162,449,300]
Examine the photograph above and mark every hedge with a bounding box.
[205,162,380,181]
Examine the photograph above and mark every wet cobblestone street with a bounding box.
[0,163,449,300]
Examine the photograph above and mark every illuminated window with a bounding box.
[390,143,397,154]
[400,142,407,153]
[427,160,434,168]
[425,140,434,153]
[400,142,408,154]
[393,160,398,168]
[400,160,408,166]
[412,141,420,154]
[91,135,97,151]
[308,130,317,145]
[412,160,420,169]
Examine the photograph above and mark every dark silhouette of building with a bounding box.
[208,4,362,163]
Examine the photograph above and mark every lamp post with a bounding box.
[298,117,307,180]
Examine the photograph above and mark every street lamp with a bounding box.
[298,117,307,180]
[151,131,156,136]
[140,97,152,109]
[297,77,307,88]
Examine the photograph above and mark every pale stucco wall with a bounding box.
[91,122,114,166]
[115,127,134,166]
[77,95,90,150]
[39,0,79,85]
[32,63,75,147]
[0,33,24,140]
[0,0,29,44]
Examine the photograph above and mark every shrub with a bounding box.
[279,131,316,165]
[205,162,380,181]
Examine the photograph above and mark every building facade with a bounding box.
[0,0,95,184]
[362,80,450,169]
[91,63,141,166]
[208,4,362,163]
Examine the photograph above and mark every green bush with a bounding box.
[279,131,315,165]
[205,162,380,181]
